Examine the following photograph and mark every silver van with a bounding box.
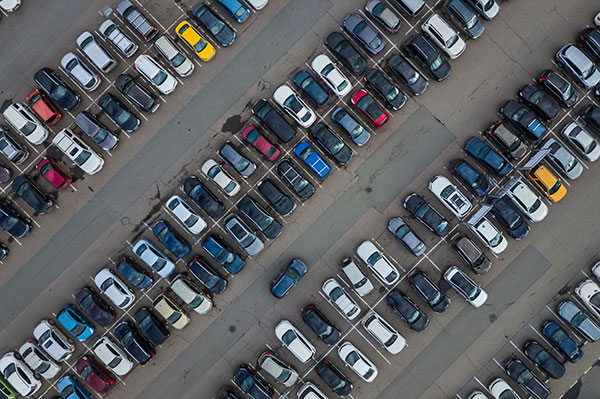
[451,233,491,274]
[77,31,118,73]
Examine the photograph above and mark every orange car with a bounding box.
[26,89,62,125]
[525,163,567,202]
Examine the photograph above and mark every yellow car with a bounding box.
[525,163,566,202]
[175,21,216,62]
[153,293,190,329]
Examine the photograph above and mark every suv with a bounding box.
[2,102,48,145]
[505,180,548,222]
[443,266,487,307]
[115,74,160,114]
[500,100,547,141]
[487,121,527,159]
[451,233,490,274]
[33,67,80,111]
[76,31,117,73]
[422,13,466,59]
[52,128,104,175]
[252,100,296,143]
[490,196,530,240]
[406,34,451,81]
[154,35,194,77]
[404,193,451,236]
[117,0,158,41]
[74,112,119,151]
[505,359,550,399]
[99,19,138,57]
[0,127,28,165]
[443,0,484,39]
[538,69,578,107]
[98,93,141,133]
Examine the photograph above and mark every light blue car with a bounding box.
[57,304,95,341]
[57,375,93,399]
[216,0,250,23]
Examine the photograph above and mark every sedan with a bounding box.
[57,305,95,341]
[152,220,190,258]
[315,360,353,396]
[557,300,600,342]
[294,141,331,179]
[541,138,583,180]
[277,159,315,199]
[33,67,80,111]
[241,124,280,161]
[60,53,100,92]
[187,255,228,294]
[134,307,169,345]
[224,214,264,257]
[26,89,62,125]
[500,100,547,141]
[94,268,135,309]
[538,69,578,107]
[18,340,61,380]
[575,279,600,319]
[362,311,406,354]
[465,137,512,177]
[406,34,451,81]
[237,195,282,239]
[364,68,406,110]
[311,123,353,166]
[191,3,236,47]
[449,159,490,196]
[518,84,558,123]
[202,159,241,197]
[98,93,140,133]
[117,257,153,291]
[115,73,159,114]
[92,336,133,376]
[387,290,429,331]
[556,43,600,88]
[408,269,450,313]
[257,179,295,217]
[273,85,316,128]
[219,141,256,178]
[301,304,341,345]
[341,257,374,297]
[428,175,472,219]
[388,217,426,256]
[75,287,117,328]
[12,175,53,214]
[232,365,273,399]
[0,200,30,238]
[324,32,368,75]
[257,352,298,388]
[75,356,114,394]
[311,54,352,98]
[561,122,600,162]
[251,99,296,143]
[344,13,386,55]
[175,21,216,62]
[113,321,154,365]
[293,70,330,108]
[165,195,207,235]
[331,107,370,146]
[270,259,307,298]
[338,342,378,382]
[490,196,530,240]
[0,352,41,397]
[182,176,224,217]
[387,54,428,96]
[351,89,389,129]
[201,234,245,274]
[524,340,565,379]
[542,320,583,363]
[322,278,361,320]
[275,320,316,363]
[365,0,401,33]
[134,53,178,95]
[57,375,92,399]
[133,239,176,277]
[404,193,451,236]
[444,266,487,307]
[356,240,400,285]
[505,358,550,399]
[36,158,71,190]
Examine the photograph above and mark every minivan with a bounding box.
[74,112,119,151]
[77,31,118,73]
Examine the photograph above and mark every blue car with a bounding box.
[293,71,330,108]
[450,159,490,196]
[202,234,245,274]
[270,259,307,299]
[57,304,95,341]
[542,320,583,363]
[294,141,331,179]
[117,257,153,290]
[152,220,190,258]
[57,375,93,399]
[216,0,249,23]
[465,137,512,177]
[331,107,370,146]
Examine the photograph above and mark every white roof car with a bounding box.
[273,85,316,128]
[467,391,488,399]
[165,195,207,235]
[338,342,378,382]
[429,175,472,219]
[297,382,328,399]
[356,240,400,285]
[0,352,41,397]
[201,159,241,197]
[275,320,316,363]
[93,268,135,309]
[92,336,133,376]
[444,266,488,307]
[489,378,519,399]
[341,257,374,297]
[592,261,600,281]
[52,128,104,175]
[154,35,194,77]
[575,279,600,319]
[76,31,118,73]
[134,53,178,94]
[99,19,138,57]
[133,239,176,277]
[246,0,268,10]
[3,102,48,145]
[311,54,352,98]
[18,340,61,380]
[170,274,213,314]
[362,311,406,354]
[60,52,101,92]
[322,278,361,320]
[505,180,548,222]
[562,122,600,162]
[0,0,20,12]
[258,352,298,387]
[467,0,499,20]
[422,13,466,59]
[468,216,507,254]
[33,320,75,362]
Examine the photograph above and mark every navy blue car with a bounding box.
[202,234,245,274]
[192,2,236,47]
[117,257,153,291]
[216,0,249,23]
[465,137,512,177]
[270,259,307,298]
[542,320,583,363]
[183,176,224,218]
[500,100,547,141]
[490,197,530,240]
[152,220,190,258]
[134,307,169,346]
[293,71,330,108]
[450,159,491,196]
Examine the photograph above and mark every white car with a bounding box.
[273,85,316,128]
[133,239,176,277]
[246,0,267,10]
[165,195,207,235]
[467,391,488,399]
[60,52,101,92]
[170,274,213,314]
[2,103,48,145]
[134,53,178,95]
[341,257,374,297]
[595,11,600,27]
[297,382,328,399]
[18,340,61,380]
[562,122,600,162]
[505,180,548,222]
[468,217,507,255]
[311,54,352,98]
[592,261,600,281]
[422,13,466,59]
[274,320,316,363]
[338,342,378,382]
[356,240,400,285]
[201,159,241,197]
[362,311,406,354]
[52,128,104,176]
[575,279,600,319]
[33,320,74,362]
[0,352,41,397]
[258,352,298,387]
[154,35,194,77]
[93,268,135,309]
[489,378,519,399]
[428,175,472,219]
[92,336,133,376]
[0,0,20,12]
[444,266,488,307]
[322,278,361,320]
[467,0,499,20]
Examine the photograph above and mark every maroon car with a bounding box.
[241,124,281,162]
[75,356,115,394]
[36,158,72,190]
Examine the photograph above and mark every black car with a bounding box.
[505,358,551,399]
[387,54,428,96]
[74,112,119,151]
[325,32,368,75]
[257,179,295,217]
[364,68,407,110]
[115,74,160,113]
[277,160,315,200]
[301,304,341,345]
[218,386,242,399]
[252,100,295,143]
[518,84,559,123]
[581,104,600,132]
[293,71,330,108]
[33,67,80,111]
[443,0,485,39]
[232,365,273,399]
[0,200,31,238]
[524,340,565,379]
[406,34,451,81]
[219,141,256,179]
[12,175,53,214]
[74,287,116,327]
[403,193,451,237]
[465,136,512,177]
[192,2,236,47]
[311,123,353,166]
[387,289,429,331]
[450,159,491,196]
[237,195,282,239]
[98,93,141,133]
[134,307,169,345]
[315,360,353,396]
[187,255,228,294]
[500,100,547,141]
[579,27,600,61]
[113,321,155,365]
[538,69,578,107]
[183,176,224,218]
[408,269,450,313]
[490,196,530,240]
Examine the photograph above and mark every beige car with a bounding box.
[170,275,212,314]
[152,294,190,329]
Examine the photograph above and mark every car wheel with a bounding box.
[34,373,41,380]
[14,353,22,360]
[48,319,55,325]
[67,338,75,345]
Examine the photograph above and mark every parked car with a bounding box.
[451,233,491,274]
[170,274,212,314]
[293,70,330,108]
[341,257,374,297]
[53,128,105,175]
[500,100,547,141]
[362,311,406,354]
[557,300,600,342]
[331,107,370,146]
[518,84,559,123]
[351,89,389,129]
[34,67,80,111]
[541,138,582,180]
[74,287,115,327]
[394,0,425,18]
[2,102,48,145]
[443,0,484,39]
[387,53,428,96]
[241,124,280,161]
[153,34,194,77]
[582,104,600,132]
[311,123,353,166]
[75,356,115,394]
[134,53,178,95]
[404,193,451,236]
[152,220,190,258]
[191,3,236,47]
[315,360,353,396]
[0,200,31,238]
[73,111,119,151]
[422,13,466,59]
[338,342,378,382]
[26,89,62,125]
[133,239,176,277]
[505,179,548,222]
[182,176,224,217]
[115,74,160,114]
[579,27,600,61]
[542,320,583,363]
[117,0,158,41]
[134,307,169,345]
[0,0,20,12]
[219,141,256,178]
[488,378,520,399]
[465,0,499,20]
[444,266,487,307]
[0,375,17,399]
[365,0,402,33]
[275,320,315,363]
[561,122,600,162]
[311,54,352,98]
[449,159,490,196]
[524,340,565,379]
[486,121,528,160]
[165,195,207,235]
[186,255,228,294]
[408,268,450,313]
[12,175,54,214]
[94,268,135,309]
[505,358,550,399]
[57,375,93,399]
[113,321,154,365]
[324,32,368,75]
[76,31,117,73]
[356,240,400,285]
[343,13,386,55]
[99,19,138,57]
[270,259,307,298]
[201,234,245,274]
[465,137,511,176]
[406,34,451,81]
[19,340,61,380]
[301,304,341,345]
[216,0,250,23]
[98,93,140,133]
[538,69,578,107]
[575,279,600,319]
[257,352,298,388]
[428,175,472,219]
[364,68,406,110]
[92,336,133,376]
[57,305,95,341]
[257,179,295,217]
[277,160,315,199]
[237,195,282,239]
[490,196,530,240]
[469,216,507,254]
[294,141,332,179]
[322,278,361,320]
[387,290,429,331]
[0,127,28,165]
[388,217,427,256]
[224,214,264,256]
[33,319,75,362]
[525,163,567,202]
[232,365,272,399]
[252,100,296,143]
[153,293,190,329]
[0,352,41,397]
[556,43,600,88]
[273,85,316,128]
[175,20,216,62]
[117,257,153,291]
[60,52,100,92]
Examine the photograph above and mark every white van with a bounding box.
[52,128,104,175]
[3,102,48,145]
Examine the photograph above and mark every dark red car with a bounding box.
[36,158,72,190]
[241,124,281,162]
[351,89,388,129]
[75,356,115,394]
[26,89,62,125]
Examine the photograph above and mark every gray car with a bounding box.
[556,43,600,88]
[224,214,264,256]
[393,0,425,18]
[60,52,100,92]
[365,0,401,33]
[388,217,426,256]
[0,126,28,165]
[74,112,119,151]
[557,300,600,342]
[76,31,118,73]
[117,0,158,41]
[464,0,499,20]
[542,138,583,180]
[99,19,138,57]
[219,142,256,178]
[343,13,386,55]
[443,0,485,39]
[331,107,370,146]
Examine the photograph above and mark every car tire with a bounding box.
[34,373,41,380]
[48,319,55,325]
[14,353,22,360]
[67,338,75,344]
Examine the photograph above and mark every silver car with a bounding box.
[257,351,298,387]
[154,35,194,77]
[134,53,178,95]
[60,52,101,92]
[556,43,600,88]
[388,217,426,256]
[365,0,401,33]
[0,126,29,165]
[561,122,600,162]
[18,340,61,380]
[76,31,118,73]
[224,214,264,256]
[542,138,584,179]
[465,0,499,20]
[99,19,138,57]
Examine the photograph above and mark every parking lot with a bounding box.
[1,0,600,398]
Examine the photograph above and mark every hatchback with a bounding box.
[191,3,236,47]
[134,307,169,345]
[257,179,295,217]
[366,0,401,33]
[322,278,361,320]
[468,216,507,254]
[557,300,600,342]
[75,356,114,394]
[465,0,499,20]
[152,294,190,330]
[406,34,451,81]
[388,217,426,256]
[57,375,93,399]
[0,352,41,397]
[134,53,178,95]
[36,158,71,190]
[341,257,374,297]
[422,13,466,59]
[186,255,228,294]
[525,163,567,202]
[115,74,160,114]
[538,69,578,107]
[18,340,61,380]
[26,89,62,125]
[362,311,406,354]
[57,305,95,341]
[241,124,280,161]
[76,31,117,73]
[338,342,378,382]
[356,240,400,285]
[33,320,75,362]
[170,274,212,314]
[351,89,389,129]
[237,195,282,239]
[331,107,370,146]
[33,67,80,111]
[0,200,30,238]
[273,85,316,128]
[94,268,135,309]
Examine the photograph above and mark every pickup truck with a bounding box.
[117,0,158,42]
[52,128,104,175]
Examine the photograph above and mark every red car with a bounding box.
[351,89,388,129]
[75,356,115,394]
[26,89,62,125]
[36,158,72,190]
[241,124,281,161]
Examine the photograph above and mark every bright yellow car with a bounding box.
[526,163,567,202]
[175,21,216,62]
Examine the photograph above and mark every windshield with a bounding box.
[283,95,302,113]
[299,147,313,161]
[193,39,207,53]
[210,20,225,35]
[489,232,503,247]
[582,64,596,79]
[430,55,443,71]
[74,150,92,166]
[529,199,542,213]
[93,129,109,143]
[185,214,199,228]
[21,121,36,136]
[466,15,477,29]
[446,34,459,48]
[204,275,219,289]
[171,53,186,68]
[153,71,168,86]
[564,84,575,100]
[548,180,562,195]
[512,108,527,122]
